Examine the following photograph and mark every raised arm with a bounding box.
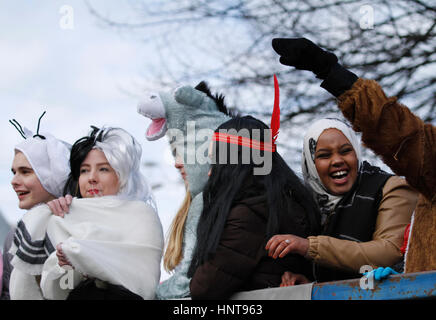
[272,37,436,200]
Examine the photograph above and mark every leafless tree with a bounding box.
[87,0,436,167]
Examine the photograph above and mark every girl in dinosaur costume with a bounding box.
[137,82,231,299]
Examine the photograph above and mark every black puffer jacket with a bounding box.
[189,181,314,300]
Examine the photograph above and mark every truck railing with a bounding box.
[230,270,436,300]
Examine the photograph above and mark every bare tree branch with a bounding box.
[87,0,436,126]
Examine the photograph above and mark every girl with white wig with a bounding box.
[62,126,155,205]
[10,126,163,300]
[266,118,418,283]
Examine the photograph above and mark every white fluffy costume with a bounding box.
[10,197,162,300]
[137,82,231,299]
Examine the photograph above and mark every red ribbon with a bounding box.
[213,132,276,152]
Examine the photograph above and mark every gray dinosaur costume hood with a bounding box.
[137,82,231,196]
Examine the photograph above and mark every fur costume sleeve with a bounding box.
[334,78,436,273]
[336,78,435,201]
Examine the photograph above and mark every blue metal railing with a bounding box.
[311,270,436,300]
[230,270,436,300]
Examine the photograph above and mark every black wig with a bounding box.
[188,116,320,277]
[62,126,104,197]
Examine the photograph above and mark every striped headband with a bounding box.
[212,132,276,152]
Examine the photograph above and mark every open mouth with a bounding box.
[330,170,349,184]
[146,118,167,141]
[16,191,30,199]
[137,91,167,141]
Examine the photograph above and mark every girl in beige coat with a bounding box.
[266,119,417,283]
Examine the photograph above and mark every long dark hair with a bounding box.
[188,116,320,277]
[63,126,104,197]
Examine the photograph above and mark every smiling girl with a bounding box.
[266,118,418,283]
[5,123,71,300]
[11,153,56,209]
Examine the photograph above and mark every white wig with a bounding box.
[93,127,155,207]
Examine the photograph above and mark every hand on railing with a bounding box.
[280,271,310,287]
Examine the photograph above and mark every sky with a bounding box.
[0,0,186,280]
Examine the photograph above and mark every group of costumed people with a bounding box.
[1,38,434,300]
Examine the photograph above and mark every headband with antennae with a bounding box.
[9,111,47,140]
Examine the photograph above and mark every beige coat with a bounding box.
[307,176,417,273]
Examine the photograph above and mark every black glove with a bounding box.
[272,38,338,80]
[272,37,358,97]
